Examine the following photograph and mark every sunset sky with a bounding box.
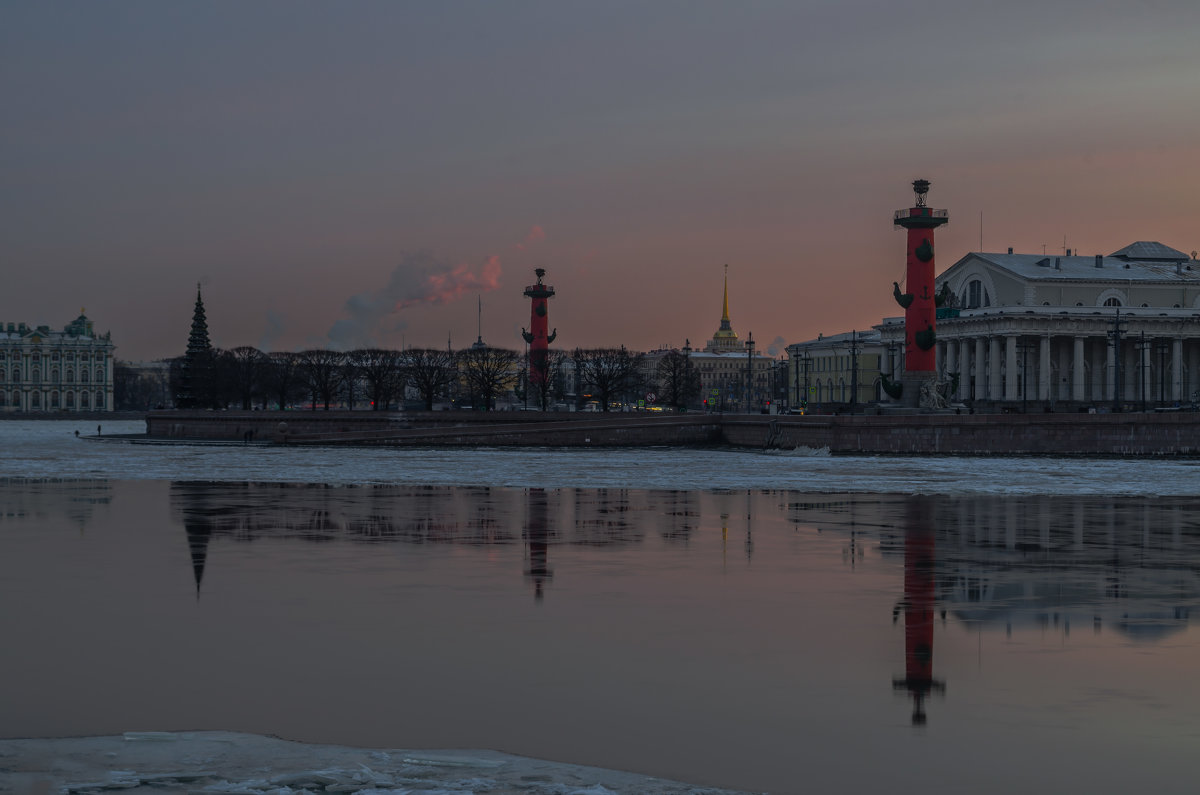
[4,1,1199,362]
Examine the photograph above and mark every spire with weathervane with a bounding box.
[705,264,741,353]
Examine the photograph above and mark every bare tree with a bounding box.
[573,347,643,411]
[340,355,361,410]
[351,348,405,410]
[655,349,702,410]
[404,348,456,410]
[532,349,569,410]
[262,351,304,410]
[457,346,519,411]
[222,346,267,409]
[299,349,346,410]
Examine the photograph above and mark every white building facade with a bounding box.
[0,313,115,412]
[786,330,884,410]
[878,242,1200,409]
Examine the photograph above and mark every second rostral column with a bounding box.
[888,179,950,407]
[521,268,557,393]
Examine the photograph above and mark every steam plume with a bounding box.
[327,250,502,350]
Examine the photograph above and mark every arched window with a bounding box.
[95,390,104,409]
[1104,297,1122,307]
[32,368,40,383]
[66,392,75,408]
[965,280,991,309]
[67,369,74,382]
[839,378,847,401]
[31,391,41,409]
[50,391,60,409]
[81,392,90,408]
[11,369,17,382]
[81,370,89,383]
[52,369,59,383]
[95,368,104,382]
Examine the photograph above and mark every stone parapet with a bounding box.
[144,410,1200,456]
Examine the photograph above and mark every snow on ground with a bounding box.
[1,419,1197,496]
[1,731,751,795]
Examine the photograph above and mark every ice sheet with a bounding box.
[0,731,748,795]
[0,419,1196,495]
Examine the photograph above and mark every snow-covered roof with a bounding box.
[1109,241,1191,262]
[967,242,1199,283]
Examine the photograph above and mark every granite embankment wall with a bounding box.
[145,410,1200,456]
[721,412,1200,456]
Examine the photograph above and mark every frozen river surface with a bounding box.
[3,420,1200,794]
[3,419,1198,495]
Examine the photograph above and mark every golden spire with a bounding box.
[722,264,730,322]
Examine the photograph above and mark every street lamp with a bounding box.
[1016,339,1030,414]
[1156,338,1169,408]
[837,331,862,414]
[745,332,755,413]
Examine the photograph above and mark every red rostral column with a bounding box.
[893,179,949,379]
[521,268,556,387]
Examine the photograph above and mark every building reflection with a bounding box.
[0,478,113,532]
[170,483,711,602]
[787,492,1200,726]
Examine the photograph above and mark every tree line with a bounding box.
[150,345,701,412]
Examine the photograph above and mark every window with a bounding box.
[32,369,39,383]
[66,392,74,408]
[1104,297,1122,307]
[95,369,104,382]
[31,391,41,409]
[81,370,89,383]
[81,392,89,408]
[95,390,103,408]
[51,391,60,408]
[52,369,59,383]
[966,280,983,309]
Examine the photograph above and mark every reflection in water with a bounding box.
[524,487,552,601]
[7,481,1200,794]
[892,496,944,726]
[0,478,112,531]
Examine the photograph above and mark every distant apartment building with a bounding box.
[0,313,115,412]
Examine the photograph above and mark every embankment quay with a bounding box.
[144,410,1200,456]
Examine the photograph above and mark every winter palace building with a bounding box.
[0,312,115,412]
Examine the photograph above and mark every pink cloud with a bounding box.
[398,254,502,309]
[514,225,546,251]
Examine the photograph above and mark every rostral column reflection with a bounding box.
[892,496,945,726]
[524,488,553,601]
